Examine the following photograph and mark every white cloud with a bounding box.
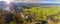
[37,1,60,3]
[0,0,60,3]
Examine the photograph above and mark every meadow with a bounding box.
[0,4,60,24]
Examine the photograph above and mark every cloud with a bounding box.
[19,0,60,3]
[1,0,60,3]
[37,1,60,3]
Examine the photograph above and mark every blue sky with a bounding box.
[0,0,60,3]
[35,0,60,3]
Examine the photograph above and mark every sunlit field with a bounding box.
[0,1,60,24]
[22,6,60,24]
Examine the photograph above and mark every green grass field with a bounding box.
[1,6,60,24]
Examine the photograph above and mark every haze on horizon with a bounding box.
[13,0,60,3]
[0,0,60,3]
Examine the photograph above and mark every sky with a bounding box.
[14,0,60,3]
[0,0,12,4]
[38,0,60,3]
[0,0,60,3]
